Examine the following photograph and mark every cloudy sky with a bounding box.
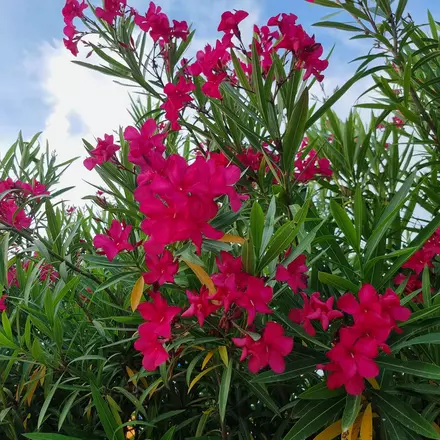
[0,0,438,204]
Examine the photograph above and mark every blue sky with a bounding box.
[0,0,438,202]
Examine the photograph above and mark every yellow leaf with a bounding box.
[182,259,216,294]
[23,413,31,430]
[26,368,44,406]
[433,422,440,434]
[218,234,245,244]
[188,365,219,393]
[202,351,214,370]
[39,366,46,386]
[193,345,205,351]
[360,403,372,440]
[149,378,163,399]
[348,413,363,440]
[218,346,229,367]
[126,366,137,386]
[366,377,380,390]
[131,276,145,312]
[313,419,342,439]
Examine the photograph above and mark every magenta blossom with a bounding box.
[93,220,134,261]
[143,250,179,285]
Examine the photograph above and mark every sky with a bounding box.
[0,0,439,204]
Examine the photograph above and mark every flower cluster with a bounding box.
[135,291,181,371]
[93,219,134,261]
[135,250,293,374]
[96,0,127,25]
[394,227,440,302]
[62,0,88,56]
[130,123,246,254]
[7,260,59,288]
[294,148,332,182]
[0,295,7,313]
[319,284,411,395]
[84,134,120,170]
[0,178,49,230]
[134,2,189,44]
[289,292,343,336]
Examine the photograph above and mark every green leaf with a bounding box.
[218,360,233,423]
[330,200,359,251]
[318,272,359,293]
[397,383,440,396]
[342,394,361,432]
[242,235,256,275]
[283,397,344,440]
[354,186,363,246]
[313,21,363,32]
[260,197,276,257]
[372,390,440,439]
[91,382,124,440]
[0,232,9,286]
[392,333,440,352]
[259,202,309,270]
[422,265,431,307]
[23,435,83,440]
[250,202,265,258]
[376,357,440,380]
[364,171,417,262]
[95,271,137,293]
[252,358,317,384]
[401,304,440,326]
[282,88,309,173]
[160,427,176,440]
[37,376,63,429]
[58,391,80,431]
[298,382,344,400]
[238,372,280,416]
[396,0,408,21]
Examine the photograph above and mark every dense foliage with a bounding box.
[1,0,440,439]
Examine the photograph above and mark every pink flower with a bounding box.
[323,327,379,395]
[337,284,384,327]
[268,13,328,81]
[7,266,18,288]
[160,77,195,131]
[124,119,166,169]
[40,264,59,283]
[235,276,273,326]
[275,254,308,293]
[394,273,422,302]
[379,288,411,331]
[96,0,126,25]
[137,291,181,338]
[289,292,343,336]
[0,295,7,312]
[402,249,433,275]
[135,154,244,254]
[392,116,405,128]
[134,331,169,371]
[237,147,263,171]
[143,250,179,285]
[135,3,188,43]
[0,199,31,229]
[295,149,332,182]
[62,0,88,25]
[182,286,220,326]
[84,134,120,170]
[93,220,134,261]
[218,10,249,36]
[233,322,293,373]
[17,180,50,199]
[320,361,365,396]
